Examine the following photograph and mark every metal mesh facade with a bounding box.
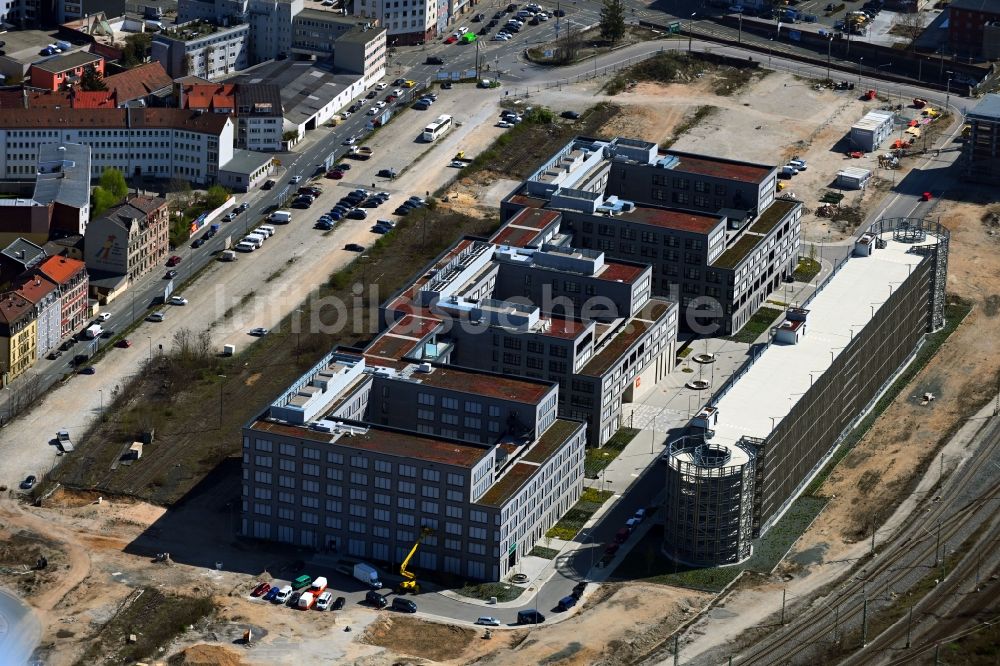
[663,439,758,566]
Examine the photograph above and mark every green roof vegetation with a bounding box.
[713,233,764,270]
[749,198,797,235]
[523,419,582,463]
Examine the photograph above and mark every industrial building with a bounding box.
[850,110,895,152]
[663,217,949,566]
[501,137,802,336]
[962,93,1000,184]
[836,166,872,190]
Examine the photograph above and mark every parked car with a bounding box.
[426,56,444,65]
[191,238,205,248]
[47,350,62,360]
[168,296,188,306]
[264,586,281,602]
[249,327,270,336]
[517,609,545,625]
[115,339,132,348]
[348,209,368,220]
[442,81,453,89]
[164,269,178,279]
[327,170,344,179]
[366,590,388,608]
[315,591,334,610]
[263,179,276,189]
[557,595,578,611]
[78,366,96,375]
[476,616,501,626]
[391,597,418,613]
[345,243,366,252]
[166,255,182,266]
[290,175,302,184]
[147,312,166,322]
[251,582,271,597]
[633,508,647,522]
[561,110,581,119]
[20,475,36,490]
[332,596,346,610]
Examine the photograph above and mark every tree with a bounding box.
[99,168,128,200]
[121,33,152,68]
[892,11,925,50]
[599,0,627,44]
[80,65,107,91]
[91,186,118,217]
[204,185,230,209]
[555,24,584,64]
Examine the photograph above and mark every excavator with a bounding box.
[398,527,434,594]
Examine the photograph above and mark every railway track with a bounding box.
[734,416,1000,665]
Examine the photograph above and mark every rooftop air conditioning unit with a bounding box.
[417,362,432,373]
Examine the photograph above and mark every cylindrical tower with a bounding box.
[663,438,757,567]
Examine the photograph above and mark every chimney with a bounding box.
[22,88,27,109]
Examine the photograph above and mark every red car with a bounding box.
[115,339,132,348]
[444,35,458,44]
[251,582,271,597]
[604,542,620,557]
[921,191,932,201]
[166,255,182,267]
[327,170,344,179]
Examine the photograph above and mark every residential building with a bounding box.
[948,0,1000,57]
[663,218,949,566]
[245,0,302,63]
[151,21,250,79]
[501,137,802,336]
[181,82,283,151]
[330,25,387,87]
[84,195,169,284]
[0,292,37,386]
[0,108,235,185]
[34,255,88,338]
[354,0,437,45]
[244,350,585,582]
[102,62,174,106]
[29,51,104,91]
[16,274,60,359]
[962,93,1000,184]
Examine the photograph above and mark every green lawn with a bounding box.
[546,487,614,540]
[725,307,783,344]
[584,427,639,478]
[528,546,560,560]
[454,581,525,602]
[792,257,822,282]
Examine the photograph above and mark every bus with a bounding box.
[422,114,453,142]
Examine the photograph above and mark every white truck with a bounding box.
[82,324,103,339]
[353,562,382,588]
[269,210,292,224]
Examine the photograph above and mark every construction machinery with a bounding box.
[398,527,434,594]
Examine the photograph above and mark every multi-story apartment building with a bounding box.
[151,21,250,79]
[35,255,87,339]
[0,108,235,186]
[501,137,802,335]
[15,274,60,359]
[179,0,303,63]
[181,82,284,151]
[0,291,37,385]
[244,350,585,581]
[962,93,1000,184]
[29,51,104,91]
[84,195,169,283]
[354,0,437,45]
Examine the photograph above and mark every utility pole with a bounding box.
[780,588,786,624]
[906,605,913,648]
[673,635,679,666]
[834,603,840,642]
[870,514,877,555]
[935,520,942,565]
[862,594,869,647]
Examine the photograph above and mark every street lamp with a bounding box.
[688,13,696,54]
[825,36,833,82]
[858,56,864,86]
[146,336,152,362]
[945,70,953,111]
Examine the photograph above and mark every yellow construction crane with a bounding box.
[399,527,433,594]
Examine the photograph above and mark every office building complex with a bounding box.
[501,137,802,335]
[0,107,234,185]
[663,218,949,566]
[963,93,1000,184]
[244,351,586,581]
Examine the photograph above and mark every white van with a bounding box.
[235,241,256,252]
[243,234,264,249]
[269,210,292,224]
[258,225,276,236]
[274,585,293,604]
[254,226,273,239]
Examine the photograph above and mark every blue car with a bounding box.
[263,586,280,602]
[330,211,343,221]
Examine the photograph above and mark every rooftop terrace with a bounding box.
[618,205,724,235]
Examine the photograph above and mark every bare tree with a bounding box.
[556,25,583,65]
[892,11,925,49]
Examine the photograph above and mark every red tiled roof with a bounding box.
[0,292,35,325]
[619,205,723,234]
[36,255,86,285]
[15,275,57,304]
[0,107,230,134]
[72,90,116,109]
[103,62,172,103]
[183,83,236,111]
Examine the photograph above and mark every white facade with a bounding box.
[152,23,250,79]
[33,287,61,358]
[0,120,234,186]
[354,0,437,42]
[247,0,302,62]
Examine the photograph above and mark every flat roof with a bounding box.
[748,199,798,236]
[521,419,582,464]
[418,365,555,405]
[31,51,101,73]
[598,260,647,283]
[252,420,490,468]
[477,462,538,507]
[34,143,91,209]
[712,232,765,270]
[666,150,775,184]
[540,316,591,340]
[618,205,724,235]
[709,235,929,446]
[580,299,672,376]
[491,225,545,248]
[506,193,547,209]
[968,93,1000,121]
[229,59,361,126]
[219,149,273,176]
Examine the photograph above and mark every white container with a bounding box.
[223,344,236,356]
